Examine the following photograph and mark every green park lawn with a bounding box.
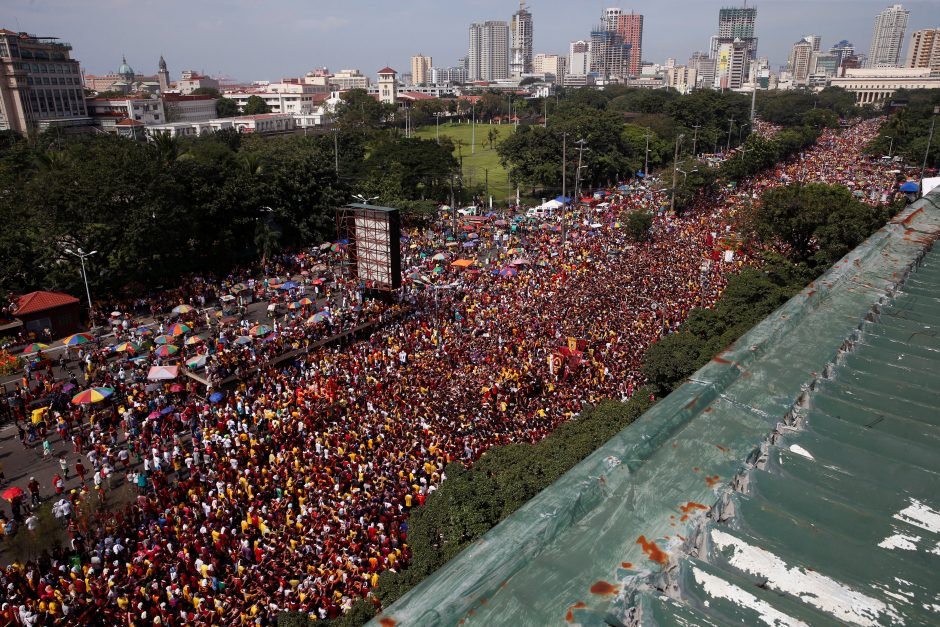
[413,122,516,203]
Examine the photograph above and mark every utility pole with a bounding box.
[543,98,547,128]
[574,138,588,205]
[726,118,735,153]
[670,133,684,214]
[919,106,939,193]
[561,132,567,201]
[64,248,98,328]
[691,123,701,156]
[450,173,457,234]
[485,168,489,202]
[885,135,894,159]
[643,131,652,179]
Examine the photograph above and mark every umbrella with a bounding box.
[499,266,518,278]
[136,326,154,336]
[432,266,445,274]
[231,283,248,293]
[308,312,330,324]
[154,334,173,345]
[185,335,204,345]
[170,384,184,393]
[63,333,94,347]
[110,311,122,318]
[148,365,179,380]
[278,281,300,290]
[288,301,302,310]
[432,253,447,261]
[113,341,139,354]
[899,181,920,193]
[319,242,332,250]
[462,241,476,248]
[185,355,207,369]
[250,324,273,337]
[2,486,24,501]
[209,392,224,403]
[71,387,114,405]
[154,344,179,357]
[172,304,194,315]
[234,336,253,345]
[330,242,345,252]
[510,258,531,266]
[298,297,314,306]
[166,322,191,336]
[468,232,479,239]
[494,219,508,226]
[23,343,49,354]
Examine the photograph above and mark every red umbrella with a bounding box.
[2,486,24,501]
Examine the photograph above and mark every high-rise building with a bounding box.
[603,7,623,31]
[830,40,856,69]
[714,6,758,60]
[468,21,510,81]
[0,29,88,134]
[689,51,716,89]
[411,54,432,86]
[811,52,840,78]
[905,28,940,72]
[866,4,909,67]
[614,12,644,75]
[714,39,749,89]
[510,1,533,78]
[568,40,591,76]
[803,35,822,52]
[590,25,630,79]
[788,39,814,84]
[666,66,697,93]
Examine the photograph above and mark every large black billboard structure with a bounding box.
[336,203,402,292]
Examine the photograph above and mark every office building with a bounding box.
[713,6,758,60]
[612,12,643,75]
[866,4,909,67]
[666,66,698,93]
[533,53,566,81]
[830,40,856,69]
[429,65,468,85]
[0,29,88,133]
[714,39,749,89]
[811,52,840,78]
[160,94,218,122]
[568,40,591,76]
[411,54,432,86]
[803,34,822,52]
[690,51,716,89]
[468,21,510,81]
[330,69,370,90]
[590,25,630,79]
[789,39,814,84]
[87,96,165,134]
[830,67,940,105]
[176,70,220,95]
[222,83,327,115]
[510,2,533,78]
[905,28,940,72]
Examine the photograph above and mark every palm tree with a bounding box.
[240,154,264,177]
[150,131,181,164]
[33,149,70,172]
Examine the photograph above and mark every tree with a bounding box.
[243,95,270,115]
[334,89,394,131]
[191,86,221,97]
[216,97,239,118]
[623,209,653,241]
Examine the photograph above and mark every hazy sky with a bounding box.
[6,0,939,82]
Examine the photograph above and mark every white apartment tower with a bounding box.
[411,55,432,86]
[469,21,510,81]
[510,1,534,78]
[905,28,940,72]
[568,40,591,76]
[866,4,909,67]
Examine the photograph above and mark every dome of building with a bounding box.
[118,55,135,79]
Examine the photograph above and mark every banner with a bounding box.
[548,353,563,376]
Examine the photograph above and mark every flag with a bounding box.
[548,353,563,376]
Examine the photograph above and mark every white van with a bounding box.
[526,206,557,219]
[457,206,479,217]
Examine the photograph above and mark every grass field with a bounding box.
[413,122,517,202]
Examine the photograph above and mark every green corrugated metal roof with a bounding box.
[371,191,940,627]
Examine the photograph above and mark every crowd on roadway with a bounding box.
[0,119,900,626]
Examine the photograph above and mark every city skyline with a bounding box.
[4,0,939,82]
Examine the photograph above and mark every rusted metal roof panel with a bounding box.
[371,191,940,627]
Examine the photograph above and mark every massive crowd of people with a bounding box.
[0,119,900,626]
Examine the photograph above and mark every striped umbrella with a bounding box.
[185,335,204,346]
[167,323,191,336]
[154,335,173,345]
[185,355,207,369]
[71,387,114,405]
[113,341,139,354]
[23,343,49,354]
[171,304,194,314]
[234,336,253,345]
[154,344,179,357]
[298,297,314,306]
[63,333,94,347]
[288,301,302,310]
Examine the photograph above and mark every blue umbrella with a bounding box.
[278,281,300,290]
[554,195,571,203]
[209,392,224,403]
[899,181,920,193]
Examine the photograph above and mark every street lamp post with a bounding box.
[643,132,652,179]
[670,133,685,214]
[726,118,735,153]
[885,135,894,159]
[64,248,97,327]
